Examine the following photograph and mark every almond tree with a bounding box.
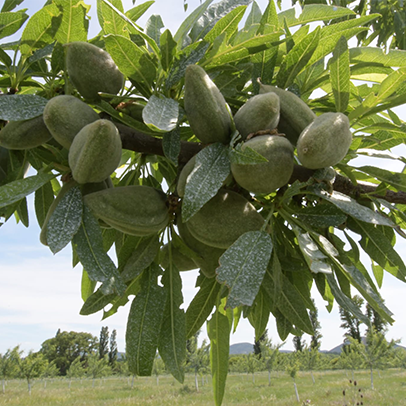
[0,347,20,393]
[1,1,406,406]
[17,351,48,395]
[66,357,86,389]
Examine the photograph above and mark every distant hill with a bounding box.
[229,342,253,355]
[328,337,406,354]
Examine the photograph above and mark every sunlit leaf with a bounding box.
[0,94,48,121]
[158,266,186,383]
[142,95,179,133]
[217,231,273,308]
[207,308,230,406]
[126,266,167,376]
[182,143,230,222]
[47,186,82,254]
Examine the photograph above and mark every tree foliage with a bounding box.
[1,1,406,405]
[40,331,98,375]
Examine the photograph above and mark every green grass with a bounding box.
[1,369,405,406]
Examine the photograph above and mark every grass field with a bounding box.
[1,369,405,406]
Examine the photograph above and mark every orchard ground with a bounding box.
[2,369,406,406]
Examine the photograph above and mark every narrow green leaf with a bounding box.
[326,273,370,325]
[293,228,332,275]
[0,10,29,40]
[99,0,128,37]
[258,0,278,34]
[34,181,54,228]
[330,36,350,112]
[165,41,209,90]
[313,190,395,227]
[350,46,406,68]
[349,68,406,121]
[47,186,83,254]
[298,204,346,228]
[0,94,48,121]
[204,5,247,43]
[307,16,378,66]
[249,288,271,341]
[125,1,155,23]
[297,4,354,25]
[16,196,28,227]
[160,29,176,72]
[80,287,115,315]
[273,308,292,341]
[101,0,160,54]
[73,205,126,294]
[158,266,186,383]
[81,268,97,302]
[145,14,164,47]
[182,143,230,222]
[104,34,156,87]
[190,0,251,42]
[0,173,55,209]
[126,267,167,376]
[349,218,406,282]
[186,276,221,339]
[265,269,314,335]
[103,273,143,320]
[0,47,12,67]
[20,4,61,58]
[357,165,406,192]
[142,95,179,133]
[251,0,279,92]
[229,144,268,165]
[121,234,160,282]
[276,26,320,89]
[174,0,213,47]
[1,0,25,13]
[233,1,261,44]
[53,0,89,44]
[162,128,181,166]
[203,32,278,68]
[217,231,273,308]
[207,309,230,406]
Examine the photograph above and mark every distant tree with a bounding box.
[0,346,20,393]
[290,0,406,50]
[339,296,364,343]
[260,339,284,386]
[108,329,118,367]
[66,357,86,389]
[309,301,322,349]
[286,356,300,403]
[253,329,268,359]
[40,331,98,375]
[42,360,59,388]
[366,303,388,335]
[244,353,261,383]
[152,354,165,385]
[356,331,398,389]
[337,343,365,380]
[293,333,305,352]
[300,344,320,384]
[17,351,48,395]
[86,354,111,387]
[99,326,109,360]
[186,331,210,391]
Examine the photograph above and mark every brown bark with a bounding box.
[117,123,406,204]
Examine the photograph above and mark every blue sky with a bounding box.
[1,0,405,355]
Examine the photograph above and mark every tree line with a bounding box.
[1,324,405,397]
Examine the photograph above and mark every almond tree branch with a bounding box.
[117,124,406,205]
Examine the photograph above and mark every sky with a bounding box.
[1,0,405,356]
